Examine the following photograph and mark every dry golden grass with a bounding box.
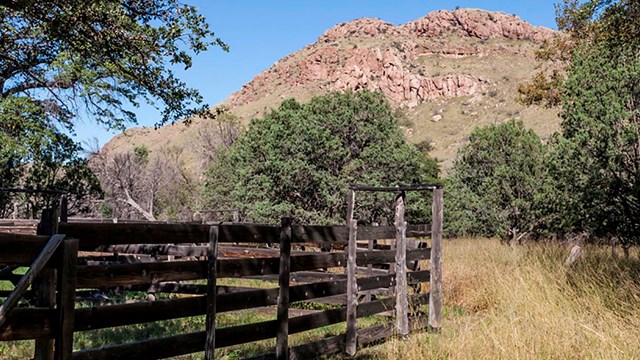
[357,238,640,359]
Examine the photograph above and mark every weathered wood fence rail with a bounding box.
[0,189,443,360]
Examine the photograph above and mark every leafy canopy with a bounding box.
[515,0,640,245]
[1,0,227,130]
[518,0,640,107]
[551,0,640,245]
[1,0,224,215]
[560,44,640,245]
[205,91,439,225]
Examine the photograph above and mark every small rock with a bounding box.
[431,114,443,122]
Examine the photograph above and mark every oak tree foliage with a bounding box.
[518,0,640,107]
[560,44,640,246]
[205,91,439,225]
[0,97,101,217]
[508,0,640,246]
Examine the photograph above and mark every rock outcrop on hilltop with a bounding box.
[402,9,554,42]
[330,47,484,107]
[318,18,397,42]
[228,9,554,109]
[318,10,554,43]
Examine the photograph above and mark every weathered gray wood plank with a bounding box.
[429,188,443,331]
[73,247,430,288]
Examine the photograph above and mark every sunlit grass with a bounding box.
[358,238,640,359]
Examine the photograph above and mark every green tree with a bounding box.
[1,0,227,130]
[0,97,101,217]
[205,91,439,225]
[546,0,640,248]
[515,0,640,249]
[446,120,547,241]
[560,44,640,248]
[1,1,224,216]
[518,0,640,107]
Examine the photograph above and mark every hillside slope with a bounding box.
[103,8,560,172]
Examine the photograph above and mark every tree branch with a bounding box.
[120,188,156,221]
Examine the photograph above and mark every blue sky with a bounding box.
[74,0,560,148]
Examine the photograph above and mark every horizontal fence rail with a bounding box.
[57,222,430,248]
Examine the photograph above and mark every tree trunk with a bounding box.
[120,189,156,221]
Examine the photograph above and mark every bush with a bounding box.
[445,120,546,241]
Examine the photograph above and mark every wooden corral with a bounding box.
[0,187,443,359]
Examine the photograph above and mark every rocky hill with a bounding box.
[103,8,560,173]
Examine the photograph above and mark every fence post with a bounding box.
[345,219,358,356]
[429,188,443,331]
[344,188,356,271]
[276,218,292,360]
[205,226,219,360]
[59,195,68,223]
[37,208,59,236]
[35,207,60,359]
[346,189,355,224]
[33,269,57,360]
[365,222,376,303]
[394,192,409,336]
[54,238,78,360]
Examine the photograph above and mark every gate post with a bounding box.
[345,219,358,356]
[394,192,409,336]
[59,195,68,223]
[35,209,58,360]
[429,188,443,331]
[54,237,78,360]
[33,269,56,360]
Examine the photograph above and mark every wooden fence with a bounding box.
[0,189,443,359]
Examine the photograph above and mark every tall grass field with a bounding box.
[358,238,640,359]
